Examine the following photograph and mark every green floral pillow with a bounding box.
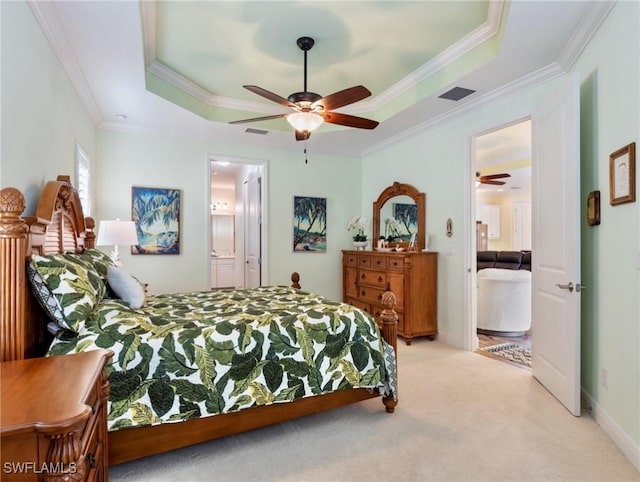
[29,253,106,333]
[74,248,114,280]
[71,248,118,298]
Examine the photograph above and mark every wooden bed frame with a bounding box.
[0,175,398,465]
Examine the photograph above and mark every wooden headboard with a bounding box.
[0,175,96,361]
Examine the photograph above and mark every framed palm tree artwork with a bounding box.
[392,202,418,242]
[293,196,326,252]
[131,186,181,254]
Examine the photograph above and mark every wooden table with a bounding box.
[1,350,112,481]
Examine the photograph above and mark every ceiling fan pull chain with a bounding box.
[304,140,309,164]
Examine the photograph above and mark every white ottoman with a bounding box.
[477,268,531,336]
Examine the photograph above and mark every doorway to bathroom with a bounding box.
[208,156,267,289]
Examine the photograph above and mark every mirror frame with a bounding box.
[372,182,425,251]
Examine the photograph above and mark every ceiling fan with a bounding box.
[476,171,511,185]
[230,36,379,141]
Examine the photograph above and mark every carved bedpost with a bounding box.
[0,187,28,361]
[380,290,398,413]
[85,216,96,249]
[291,272,301,289]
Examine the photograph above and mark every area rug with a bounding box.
[481,343,531,368]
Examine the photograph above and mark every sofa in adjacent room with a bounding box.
[476,251,532,336]
[476,250,531,271]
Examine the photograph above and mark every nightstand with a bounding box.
[1,349,113,481]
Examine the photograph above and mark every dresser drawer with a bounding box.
[359,269,387,289]
[84,410,104,482]
[80,382,100,448]
[388,256,405,270]
[358,285,386,305]
[344,253,358,267]
[357,255,371,268]
[370,255,387,269]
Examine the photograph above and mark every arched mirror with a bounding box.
[372,182,425,251]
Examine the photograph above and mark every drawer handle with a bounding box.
[91,404,96,415]
[86,453,97,468]
[377,294,382,301]
[377,276,383,283]
[361,289,366,296]
[361,273,366,279]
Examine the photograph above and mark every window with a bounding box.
[75,142,91,216]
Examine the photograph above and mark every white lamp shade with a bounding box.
[286,112,324,133]
[96,219,138,246]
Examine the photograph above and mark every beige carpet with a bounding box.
[109,341,638,482]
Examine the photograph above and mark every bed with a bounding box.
[0,175,399,466]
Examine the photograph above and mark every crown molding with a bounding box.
[140,0,505,119]
[362,62,566,157]
[354,0,505,114]
[557,1,616,70]
[363,0,615,156]
[146,61,284,114]
[27,0,103,125]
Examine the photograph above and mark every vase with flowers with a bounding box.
[348,215,369,250]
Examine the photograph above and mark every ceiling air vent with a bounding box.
[438,87,476,101]
[245,128,269,135]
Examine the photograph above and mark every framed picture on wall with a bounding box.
[293,196,326,252]
[131,186,181,254]
[609,142,636,205]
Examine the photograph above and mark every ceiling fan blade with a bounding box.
[481,179,506,185]
[295,130,311,141]
[322,112,379,130]
[313,85,372,111]
[229,113,287,125]
[243,85,297,109]
[480,173,511,180]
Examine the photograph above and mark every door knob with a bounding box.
[556,282,574,292]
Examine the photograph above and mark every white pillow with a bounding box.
[107,266,146,309]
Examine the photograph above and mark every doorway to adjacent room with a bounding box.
[473,119,532,368]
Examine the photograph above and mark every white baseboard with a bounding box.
[581,388,640,472]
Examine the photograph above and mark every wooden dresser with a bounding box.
[1,350,113,481]
[343,250,437,344]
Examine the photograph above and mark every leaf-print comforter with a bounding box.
[47,286,397,431]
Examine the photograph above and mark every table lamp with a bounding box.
[96,218,138,267]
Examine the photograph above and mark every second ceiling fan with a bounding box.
[230,36,379,141]
[476,171,511,185]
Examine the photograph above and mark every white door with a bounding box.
[244,176,261,288]
[513,202,532,250]
[531,74,581,416]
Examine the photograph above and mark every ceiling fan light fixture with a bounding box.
[287,112,324,133]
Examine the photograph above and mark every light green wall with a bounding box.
[573,1,640,448]
[95,129,361,299]
[0,1,96,211]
